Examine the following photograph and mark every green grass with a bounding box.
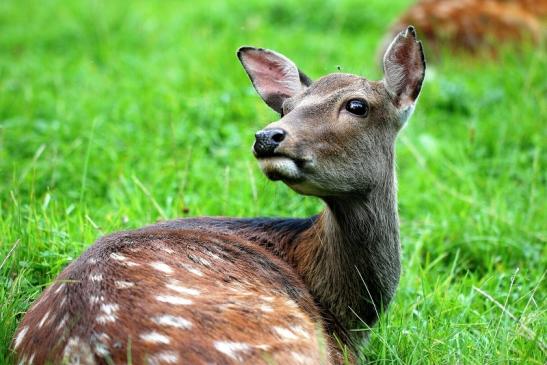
[1,0,545,363]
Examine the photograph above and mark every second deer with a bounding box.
[13,26,426,364]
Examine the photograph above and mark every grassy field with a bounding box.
[1,0,545,363]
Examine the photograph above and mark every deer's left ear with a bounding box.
[237,47,311,114]
[382,26,426,121]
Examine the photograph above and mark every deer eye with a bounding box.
[345,99,368,116]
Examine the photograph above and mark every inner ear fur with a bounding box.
[383,26,426,108]
[237,46,311,113]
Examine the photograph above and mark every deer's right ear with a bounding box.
[237,46,311,114]
[382,26,426,114]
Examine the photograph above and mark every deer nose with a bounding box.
[253,128,286,157]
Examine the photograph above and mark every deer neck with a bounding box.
[290,167,401,342]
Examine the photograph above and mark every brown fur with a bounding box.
[15,226,336,364]
[13,27,426,364]
[382,0,545,59]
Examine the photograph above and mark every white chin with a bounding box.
[258,157,302,181]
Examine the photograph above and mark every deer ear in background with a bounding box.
[237,47,312,114]
[383,26,426,111]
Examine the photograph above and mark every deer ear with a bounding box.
[383,26,426,114]
[237,46,311,113]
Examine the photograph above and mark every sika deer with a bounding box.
[381,0,543,59]
[12,26,426,365]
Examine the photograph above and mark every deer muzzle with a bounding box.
[253,128,286,158]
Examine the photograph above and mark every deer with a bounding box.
[380,0,544,59]
[12,26,426,365]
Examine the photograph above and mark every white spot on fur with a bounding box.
[291,325,310,339]
[199,257,211,266]
[90,273,103,282]
[88,257,97,264]
[95,332,110,342]
[54,283,65,294]
[162,247,175,254]
[273,326,298,341]
[109,252,127,261]
[115,280,135,289]
[152,314,192,329]
[89,295,105,305]
[123,260,139,267]
[260,304,273,313]
[213,341,251,361]
[189,254,211,267]
[149,351,179,364]
[56,314,69,330]
[206,251,222,261]
[96,303,119,324]
[140,331,170,344]
[150,262,174,274]
[28,353,35,365]
[62,337,94,364]
[260,295,274,302]
[285,299,298,308]
[291,351,312,364]
[101,303,119,314]
[94,342,109,357]
[14,326,28,349]
[255,344,271,351]
[180,263,203,276]
[155,295,193,305]
[38,311,50,328]
[59,297,67,307]
[166,282,200,296]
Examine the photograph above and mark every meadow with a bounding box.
[0,0,545,363]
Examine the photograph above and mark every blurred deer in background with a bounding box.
[13,26,425,365]
[381,0,545,58]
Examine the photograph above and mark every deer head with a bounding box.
[238,26,425,197]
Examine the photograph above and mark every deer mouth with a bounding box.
[257,155,307,182]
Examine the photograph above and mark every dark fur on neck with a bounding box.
[246,170,400,348]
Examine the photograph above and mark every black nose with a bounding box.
[253,128,286,157]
